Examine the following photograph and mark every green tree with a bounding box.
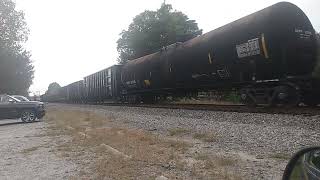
[117,3,202,64]
[0,0,33,95]
[46,82,61,95]
[0,50,34,95]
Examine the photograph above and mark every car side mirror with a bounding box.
[282,146,320,180]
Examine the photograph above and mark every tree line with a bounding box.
[0,0,33,95]
[116,3,202,64]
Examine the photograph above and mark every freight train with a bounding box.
[42,2,320,107]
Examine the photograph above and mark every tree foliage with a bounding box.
[46,82,61,95]
[117,3,202,64]
[0,0,33,95]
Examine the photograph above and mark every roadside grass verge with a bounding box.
[44,106,242,179]
[192,152,240,179]
[21,146,40,154]
[168,128,190,136]
[269,153,291,160]
[193,132,217,142]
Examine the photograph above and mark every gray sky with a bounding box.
[15,0,320,94]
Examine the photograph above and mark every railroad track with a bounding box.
[96,103,320,116]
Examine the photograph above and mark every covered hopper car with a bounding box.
[83,65,122,103]
[66,80,85,103]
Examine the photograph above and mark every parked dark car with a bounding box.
[0,94,45,122]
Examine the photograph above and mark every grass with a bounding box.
[21,146,40,154]
[168,128,190,136]
[269,153,291,160]
[43,105,242,179]
[193,132,217,142]
[167,139,190,153]
[215,156,238,167]
[44,107,192,179]
[193,152,239,179]
[194,153,209,161]
[195,153,237,168]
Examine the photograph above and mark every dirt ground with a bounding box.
[0,119,76,179]
[0,104,301,179]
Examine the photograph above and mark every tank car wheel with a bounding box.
[273,86,300,107]
[303,95,319,107]
[240,89,256,107]
[128,95,141,104]
[304,101,319,107]
[141,95,156,104]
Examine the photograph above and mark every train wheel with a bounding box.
[303,95,319,107]
[273,85,300,107]
[240,88,256,107]
[141,95,156,104]
[128,95,141,104]
[304,100,319,107]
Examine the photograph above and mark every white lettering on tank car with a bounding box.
[236,38,260,58]
[305,31,312,35]
[295,28,312,39]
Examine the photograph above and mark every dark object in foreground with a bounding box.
[0,94,45,123]
[283,146,320,180]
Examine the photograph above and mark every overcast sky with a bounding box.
[15,0,320,94]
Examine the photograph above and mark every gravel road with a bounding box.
[0,119,76,179]
[0,103,319,179]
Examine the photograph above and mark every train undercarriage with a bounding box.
[122,78,320,107]
[239,77,320,107]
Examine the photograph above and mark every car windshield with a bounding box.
[0,95,20,103]
[12,95,29,101]
[7,95,21,102]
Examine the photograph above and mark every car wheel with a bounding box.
[21,110,36,123]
